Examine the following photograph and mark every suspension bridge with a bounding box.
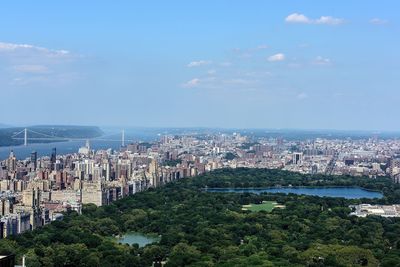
[11,128,130,147]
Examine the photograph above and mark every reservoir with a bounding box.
[205,187,383,199]
[115,232,161,247]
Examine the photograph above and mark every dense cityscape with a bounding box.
[2,132,400,238]
[1,1,399,266]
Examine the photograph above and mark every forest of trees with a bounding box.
[2,168,400,266]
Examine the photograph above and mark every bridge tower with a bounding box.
[122,130,125,147]
[24,128,28,146]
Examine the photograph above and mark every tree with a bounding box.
[166,243,201,266]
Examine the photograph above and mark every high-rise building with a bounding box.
[78,140,91,155]
[148,158,160,187]
[50,148,56,171]
[81,181,108,206]
[18,189,43,230]
[1,199,13,216]
[6,151,16,172]
[292,152,303,165]
[390,158,400,176]
[31,151,37,171]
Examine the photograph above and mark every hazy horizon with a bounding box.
[3,123,400,134]
[1,1,399,131]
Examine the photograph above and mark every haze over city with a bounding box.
[1,1,399,130]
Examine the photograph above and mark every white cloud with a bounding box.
[0,41,80,86]
[0,42,34,50]
[315,16,344,25]
[0,41,71,58]
[13,64,49,73]
[268,53,285,62]
[187,60,211,67]
[285,13,344,25]
[313,56,331,65]
[182,78,200,88]
[370,18,388,25]
[285,13,311,24]
[181,76,260,90]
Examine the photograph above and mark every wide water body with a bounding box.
[0,130,159,160]
[0,140,122,160]
[205,187,383,199]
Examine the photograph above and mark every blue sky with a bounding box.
[0,1,399,130]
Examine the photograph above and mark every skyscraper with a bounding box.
[50,148,56,171]
[6,151,17,172]
[31,151,37,171]
[292,152,303,165]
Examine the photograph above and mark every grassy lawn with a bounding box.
[242,201,285,212]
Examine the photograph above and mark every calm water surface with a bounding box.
[205,187,383,199]
[0,130,160,160]
[0,140,123,160]
[116,232,160,247]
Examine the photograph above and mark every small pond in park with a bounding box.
[115,232,161,247]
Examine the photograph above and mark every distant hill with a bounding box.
[0,123,12,128]
[0,125,103,147]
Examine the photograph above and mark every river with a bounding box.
[0,130,161,160]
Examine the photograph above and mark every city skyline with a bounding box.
[3,2,400,266]
[1,1,399,131]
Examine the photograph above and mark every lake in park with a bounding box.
[205,187,383,199]
[115,232,161,247]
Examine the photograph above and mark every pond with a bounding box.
[204,187,383,199]
[115,232,161,247]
